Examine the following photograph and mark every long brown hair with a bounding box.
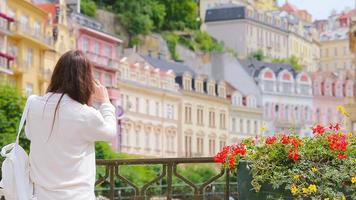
[46,50,95,135]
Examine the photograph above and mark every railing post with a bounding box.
[109,165,115,200]
[225,168,230,200]
[166,163,173,200]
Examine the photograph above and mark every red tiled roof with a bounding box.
[37,3,57,23]
[338,9,356,19]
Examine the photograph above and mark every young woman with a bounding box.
[25,50,117,199]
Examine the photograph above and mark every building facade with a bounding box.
[240,59,314,136]
[7,0,54,95]
[312,71,354,130]
[144,56,230,157]
[280,1,312,23]
[205,5,289,60]
[117,54,181,157]
[0,0,15,76]
[226,83,263,143]
[69,12,122,106]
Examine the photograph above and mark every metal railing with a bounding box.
[86,51,120,69]
[95,157,234,200]
[0,157,235,200]
[11,22,53,47]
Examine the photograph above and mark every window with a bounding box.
[327,108,333,122]
[20,16,29,30]
[282,82,292,93]
[209,111,215,127]
[104,45,112,57]
[135,97,140,113]
[145,132,150,150]
[197,107,203,125]
[155,102,160,116]
[233,94,242,106]
[185,106,192,123]
[254,121,258,134]
[26,48,33,66]
[104,73,112,86]
[145,99,150,114]
[94,41,100,54]
[208,84,215,95]
[209,139,215,155]
[240,119,244,133]
[196,137,204,155]
[196,81,203,92]
[94,71,101,80]
[247,120,251,134]
[33,21,40,36]
[219,140,226,150]
[82,38,89,52]
[264,80,274,92]
[316,108,321,123]
[25,83,33,97]
[232,118,236,132]
[185,135,192,157]
[135,132,140,148]
[184,78,191,90]
[300,84,310,95]
[125,131,130,146]
[155,133,160,151]
[166,104,174,119]
[220,113,226,129]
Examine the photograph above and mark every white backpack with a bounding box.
[0,95,37,200]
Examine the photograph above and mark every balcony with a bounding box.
[0,16,12,35]
[86,51,120,70]
[0,52,15,74]
[38,68,52,82]
[10,22,54,50]
[12,59,31,74]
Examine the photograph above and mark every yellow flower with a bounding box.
[311,167,318,173]
[348,132,353,137]
[352,176,356,184]
[308,184,317,193]
[260,126,268,133]
[341,196,346,200]
[290,184,298,195]
[294,175,300,180]
[324,198,330,200]
[302,187,309,194]
[336,105,350,117]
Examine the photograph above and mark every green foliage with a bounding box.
[163,32,180,61]
[81,0,97,17]
[0,83,26,153]
[272,55,303,71]
[249,49,266,61]
[194,31,224,53]
[157,0,199,30]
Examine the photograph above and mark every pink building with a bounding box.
[312,70,354,128]
[69,12,123,150]
[69,12,122,105]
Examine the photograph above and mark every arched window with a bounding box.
[279,70,293,93]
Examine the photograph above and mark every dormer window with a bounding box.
[218,83,226,98]
[183,76,192,91]
[207,80,216,96]
[232,92,242,106]
[195,79,203,93]
[262,69,275,92]
[246,96,256,108]
[298,74,311,95]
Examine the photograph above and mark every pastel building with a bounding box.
[7,0,55,95]
[205,5,289,60]
[118,53,181,157]
[312,71,354,128]
[239,59,314,136]
[69,12,122,105]
[0,0,15,76]
[144,55,230,157]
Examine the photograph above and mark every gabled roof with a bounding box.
[238,59,297,78]
[142,55,196,76]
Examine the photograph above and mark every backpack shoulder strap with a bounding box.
[15,95,37,143]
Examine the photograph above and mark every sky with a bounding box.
[277,0,355,20]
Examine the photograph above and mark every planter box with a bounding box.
[237,161,294,200]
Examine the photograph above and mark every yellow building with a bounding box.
[319,29,354,72]
[7,0,54,95]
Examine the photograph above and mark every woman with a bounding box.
[25,50,117,199]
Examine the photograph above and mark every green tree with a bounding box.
[81,0,97,17]
[158,0,199,30]
[249,49,266,61]
[272,55,303,71]
[0,83,26,152]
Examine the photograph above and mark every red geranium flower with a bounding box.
[266,136,277,145]
[281,134,290,145]
[214,146,231,163]
[288,149,299,161]
[337,154,348,160]
[290,137,301,148]
[329,123,341,131]
[328,133,348,151]
[312,124,325,135]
